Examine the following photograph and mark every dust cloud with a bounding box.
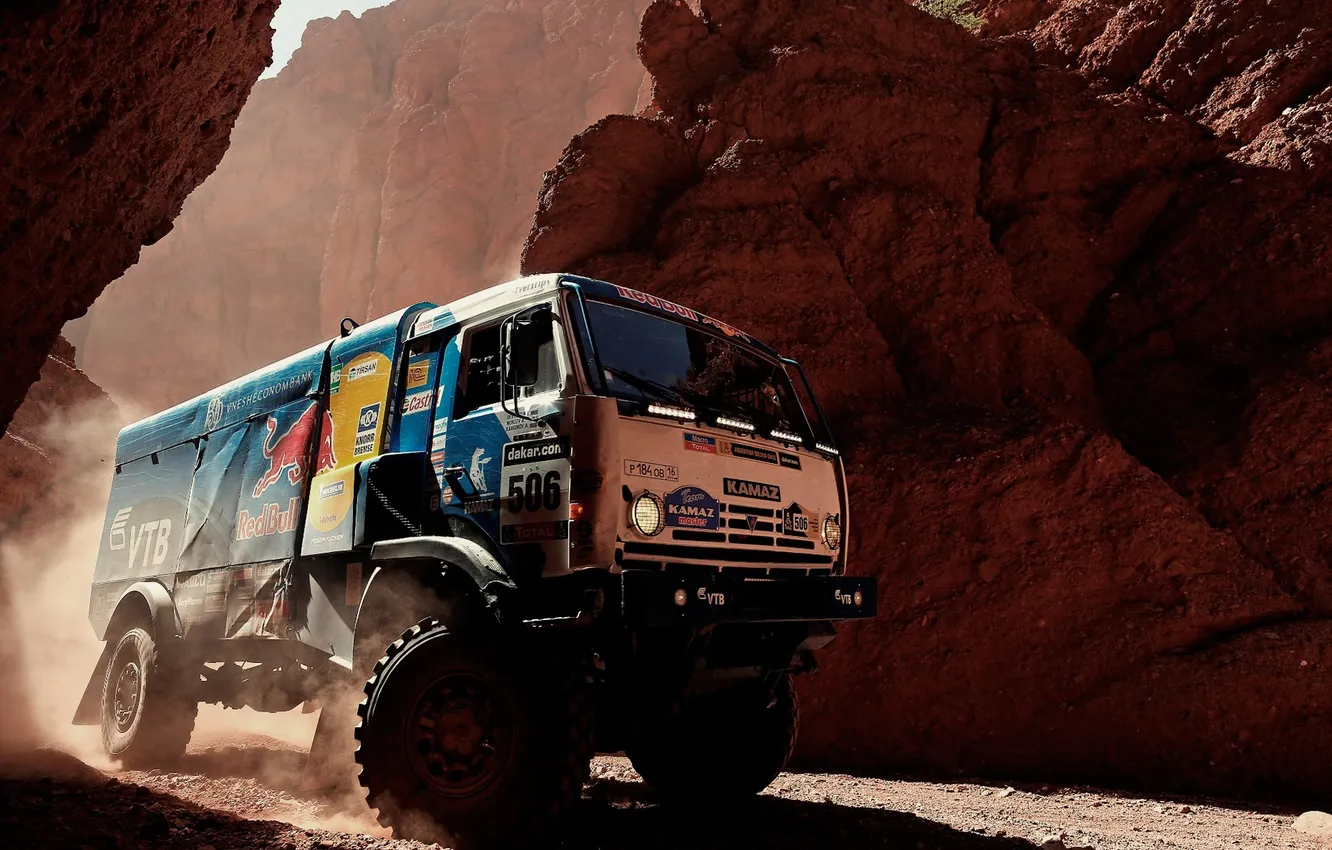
[0,398,377,835]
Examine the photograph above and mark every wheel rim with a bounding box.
[407,673,510,797]
[112,659,142,732]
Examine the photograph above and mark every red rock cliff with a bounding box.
[0,0,277,434]
[524,0,1332,798]
[79,0,649,412]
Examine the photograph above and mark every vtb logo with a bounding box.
[108,507,172,570]
[253,403,338,497]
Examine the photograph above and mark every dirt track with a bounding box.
[2,729,1325,850]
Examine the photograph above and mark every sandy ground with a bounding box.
[2,706,1326,850]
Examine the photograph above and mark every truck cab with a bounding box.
[79,274,874,848]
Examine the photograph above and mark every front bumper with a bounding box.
[620,569,876,626]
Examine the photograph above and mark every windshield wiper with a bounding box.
[603,367,695,408]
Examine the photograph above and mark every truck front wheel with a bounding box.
[100,626,197,767]
[354,619,593,848]
[627,673,798,805]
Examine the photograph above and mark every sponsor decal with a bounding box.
[108,507,132,551]
[402,390,433,416]
[469,446,493,490]
[501,520,570,544]
[781,501,818,538]
[406,361,431,389]
[697,587,726,606]
[464,497,497,514]
[664,486,721,530]
[613,284,700,321]
[329,366,341,396]
[316,409,337,472]
[254,403,332,497]
[354,403,380,457]
[432,418,448,437]
[723,477,781,502]
[204,395,224,430]
[624,459,678,482]
[698,314,752,342]
[237,498,301,540]
[683,433,717,454]
[502,437,570,466]
[348,360,378,381]
[310,466,356,536]
[119,515,173,570]
[780,452,802,470]
[723,441,780,465]
[415,315,435,335]
[224,372,314,415]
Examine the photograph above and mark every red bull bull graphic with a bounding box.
[253,403,337,498]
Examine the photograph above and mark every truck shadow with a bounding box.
[171,744,1040,849]
[572,777,1038,850]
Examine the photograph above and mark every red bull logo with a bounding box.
[253,403,338,498]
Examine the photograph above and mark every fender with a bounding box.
[73,580,181,725]
[367,536,517,615]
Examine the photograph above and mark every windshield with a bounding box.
[582,299,809,435]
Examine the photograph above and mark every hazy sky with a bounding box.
[262,0,390,78]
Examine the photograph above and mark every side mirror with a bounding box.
[504,305,553,388]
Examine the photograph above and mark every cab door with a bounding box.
[440,303,573,577]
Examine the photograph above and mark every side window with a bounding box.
[523,323,561,399]
[454,323,503,417]
[453,307,563,419]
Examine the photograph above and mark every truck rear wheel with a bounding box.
[354,619,593,848]
[100,626,197,767]
[628,673,798,805]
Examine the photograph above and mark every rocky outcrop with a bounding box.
[975,0,1332,185]
[524,0,1332,797]
[0,0,277,434]
[79,0,649,412]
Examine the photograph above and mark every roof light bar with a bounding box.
[815,442,839,455]
[770,429,804,444]
[715,415,756,432]
[647,402,696,421]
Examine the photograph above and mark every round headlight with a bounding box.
[631,492,665,536]
[822,514,842,551]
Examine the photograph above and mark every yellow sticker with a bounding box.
[406,361,430,389]
[327,351,391,466]
[310,467,356,533]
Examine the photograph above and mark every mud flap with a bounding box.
[301,663,362,795]
[72,641,115,725]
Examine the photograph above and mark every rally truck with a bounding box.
[74,274,875,847]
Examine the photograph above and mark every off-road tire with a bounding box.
[353,618,593,848]
[628,673,798,805]
[100,626,197,768]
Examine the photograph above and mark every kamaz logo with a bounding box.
[107,508,173,570]
[696,587,726,606]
